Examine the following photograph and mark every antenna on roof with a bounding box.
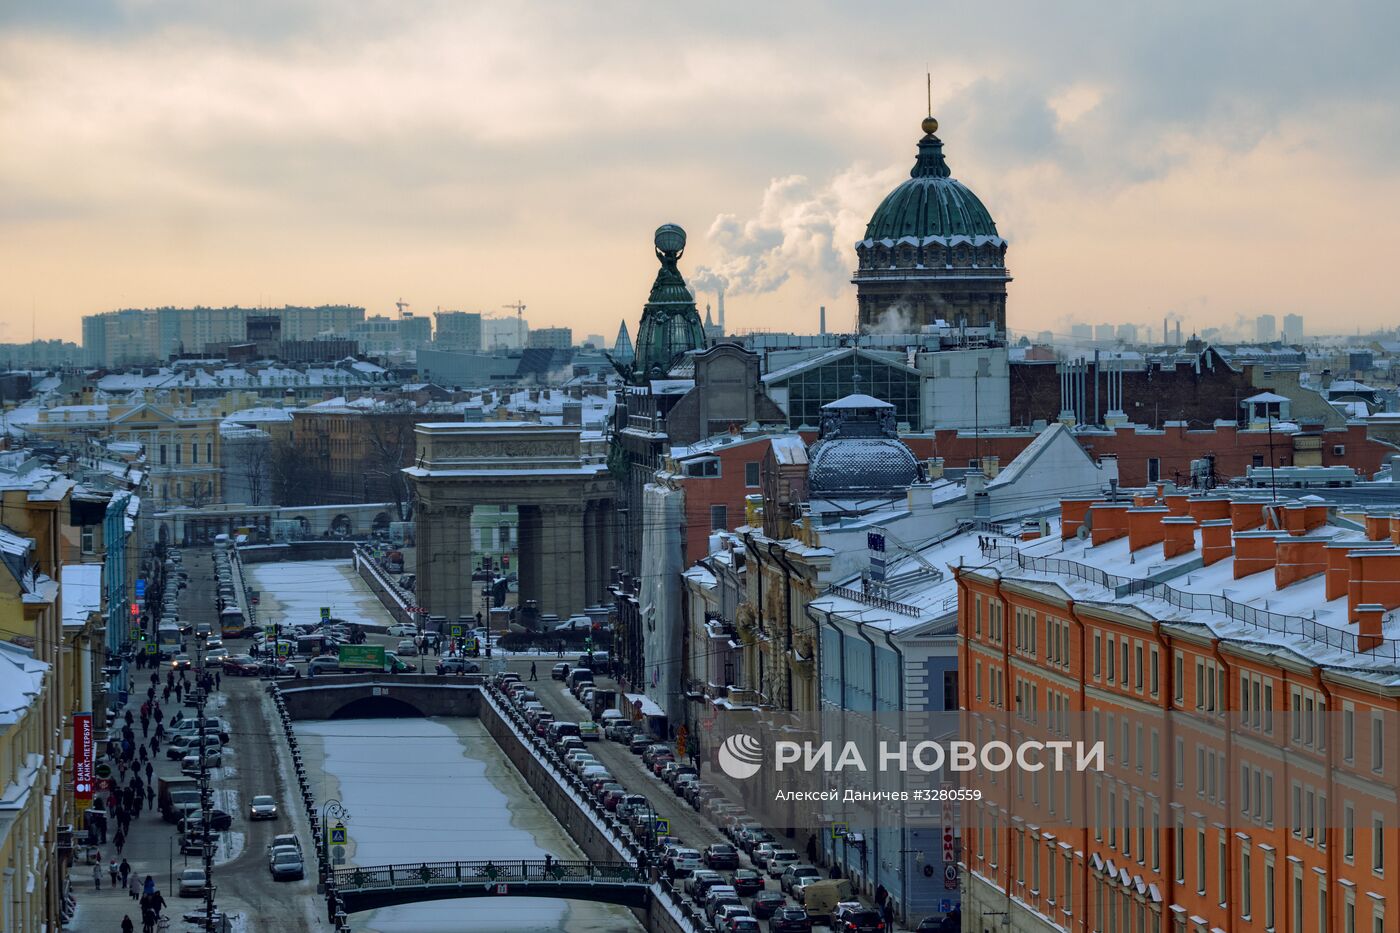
[927,70,932,118]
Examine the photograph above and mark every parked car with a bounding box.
[683,868,722,896]
[221,654,259,675]
[751,889,787,919]
[395,638,419,657]
[179,750,221,775]
[769,906,814,933]
[178,868,207,897]
[438,657,480,674]
[387,623,417,637]
[551,662,570,680]
[704,843,740,870]
[833,907,886,932]
[780,864,821,895]
[577,721,601,742]
[178,830,218,856]
[731,868,763,896]
[249,795,279,820]
[766,849,799,879]
[628,734,652,754]
[269,833,302,854]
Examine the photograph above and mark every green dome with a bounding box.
[863,132,1000,242]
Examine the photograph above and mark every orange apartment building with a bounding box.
[956,491,1400,933]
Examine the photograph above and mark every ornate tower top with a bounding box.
[615,224,708,383]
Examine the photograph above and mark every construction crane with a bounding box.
[395,298,410,318]
[503,300,526,346]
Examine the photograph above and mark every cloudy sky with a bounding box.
[2,1,1398,344]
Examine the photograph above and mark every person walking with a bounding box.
[119,857,131,888]
[128,871,141,901]
[92,860,102,890]
[113,828,125,855]
[108,857,120,887]
[529,661,537,681]
[121,914,134,933]
[146,786,155,811]
[142,875,155,897]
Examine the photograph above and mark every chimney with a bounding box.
[926,457,945,481]
[1357,603,1385,652]
[819,305,826,335]
[1281,504,1308,536]
[1060,498,1099,540]
[1162,516,1197,559]
[1304,503,1328,532]
[1200,519,1234,566]
[562,400,582,426]
[1233,530,1287,579]
[1128,507,1168,552]
[1326,543,1355,602]
[717,289,725,333]
[1349,550,1400,621]
[1090,502,1131,546]
[1365,512,1390,541]
[1132,493,1158,508]
[1391,515,1400,547]
[1163,493,1190,516]
[980,455,1000,479]
[1231,501,1265,531]
[1275,536,1327,589]
[1188,497,1231,523]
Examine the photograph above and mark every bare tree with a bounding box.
[363,412,417,520]
[269,435,330,506]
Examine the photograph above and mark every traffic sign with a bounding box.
[332,845,346,865]
[654,818,670,836]
[320,607,331,621]
[329,823,348,846]
[135,579,146,598]
[450,624,463,638]
[146,644,157,655]
[129,626,141,640]
[832,822,849,840]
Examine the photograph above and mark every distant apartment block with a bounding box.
[1282,313,1305,343]
[1256,313,1277,342]
[433,311,483,351]
[527,326,573,349]
[82,305,365,366]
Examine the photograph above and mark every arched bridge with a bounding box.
[275,673,484,720]
[332,859,650,913]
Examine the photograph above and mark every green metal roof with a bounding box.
[863,133,1000,242]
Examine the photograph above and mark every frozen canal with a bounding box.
[251,561,642,932]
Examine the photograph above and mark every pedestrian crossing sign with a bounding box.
[654,818,670,835]
[450,624,463,638]
[146,644,157,655]
[329,823,348,846]
[832,822,849,840]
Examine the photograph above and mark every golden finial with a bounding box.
[922,72,938,135]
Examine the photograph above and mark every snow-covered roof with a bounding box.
[0,642,48,724]
[822,394,894,410]
[60,564,102,628]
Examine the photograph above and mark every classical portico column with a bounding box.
[583,501,600,607]
[421,502,472,623]
[517,505,543,613]
[540,503,585,619]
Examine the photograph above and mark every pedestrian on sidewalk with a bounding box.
[142,876,155,897]
[92,861,102,890]
[128,872,140,901]
[144,761,153,782]
[113,828,125,855]
[145,787,155,810]
[119,857,131,887]
[882,900,894,928]
[121,914,134,933]
[530,662,537,681]
[108,857,119,886]
[215,671,221,690]
[161,685,170,702]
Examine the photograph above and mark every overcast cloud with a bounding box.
[1,1,1397,341]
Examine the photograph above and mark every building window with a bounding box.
[710,505,728,530]
[159,444,167,465]
[81,526,95,554]
[744,461,760,487]
[1374,816,1386,874]
[1147,458,1161,482]
[1345,804,1355,860]
[1372,714,1385,773]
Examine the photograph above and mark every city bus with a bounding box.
[220,606,247,638]
[157,623,184,659]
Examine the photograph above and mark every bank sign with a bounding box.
[74,713,94,800]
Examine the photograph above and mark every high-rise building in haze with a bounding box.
[1282,313,1305,343]
[433,310,483,351]
[1071,323,1093,340]
[1095,324,1115,342]
[1116,323,1138,343]
[482,316,529,350]
[1256,313,1277,342]
[527,327,572,349]
[82,305,364,366]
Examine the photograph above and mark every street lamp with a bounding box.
[320,798,351,885]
